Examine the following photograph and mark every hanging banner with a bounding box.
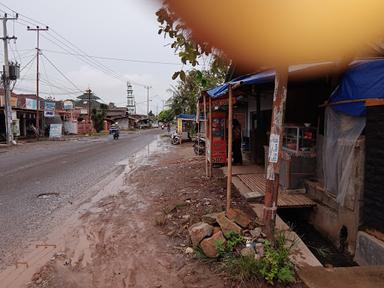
[26,98,37,110]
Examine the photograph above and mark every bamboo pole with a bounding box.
[226,85,233,212]
[263,66,288,240]
[204,95,208,177]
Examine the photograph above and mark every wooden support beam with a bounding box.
[226,85,234,212]
[209,96,213,177]
[204,95,208,177]
[263,66,288,240]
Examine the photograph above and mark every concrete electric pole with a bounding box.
[1,13,18,145]
[144,85,152,115]
[27,25,49,139]
[86,88,92,123]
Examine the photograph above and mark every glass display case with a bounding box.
[283,125,316,153]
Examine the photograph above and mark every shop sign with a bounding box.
[10,96,18,107]
[211,97,237,107]
[49,124,62,138]
[44,111,55,117]
[63,100,74,110]
[26,98,37,110]
[45,101,55,111]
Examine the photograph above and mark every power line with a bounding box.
[43,49,180,66]
[14,18,130,85]
[13,86,81,96]
[1,2,152,100]
[11,10,148,87]
[19,54,36,71]
[41,53,82,92]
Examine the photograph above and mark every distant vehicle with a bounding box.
[152,122,159,128]
[109,123,120,140]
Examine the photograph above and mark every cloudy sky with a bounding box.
[1,0,182,114]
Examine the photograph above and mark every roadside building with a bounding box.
[202,59,384,266]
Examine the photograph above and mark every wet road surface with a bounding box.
[0,129,162,268]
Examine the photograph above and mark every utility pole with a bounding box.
[144,85,151,115]
[263,67,288,240]
[27,25,49,139]
[86,88,92,123]
[1,13,18,145]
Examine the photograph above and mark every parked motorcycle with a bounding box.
[171,132,180,145]
[193,137,206,155]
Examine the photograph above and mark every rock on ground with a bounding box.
[216,212,242,235]
[226,208,251,228]
[188,222,214,246]
[200,231,226,258]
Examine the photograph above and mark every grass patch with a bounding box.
[216,231,296,285]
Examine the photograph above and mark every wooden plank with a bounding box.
[365,99,384,107]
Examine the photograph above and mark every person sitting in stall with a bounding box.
[233,119,243,165]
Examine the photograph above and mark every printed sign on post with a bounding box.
[49,124,62,138]
[44,101,55,111]
[268,133,280,163]
[44,111,55,117]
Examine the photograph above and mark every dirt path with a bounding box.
[12,139,227,288]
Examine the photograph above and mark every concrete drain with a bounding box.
[37,192,60,199]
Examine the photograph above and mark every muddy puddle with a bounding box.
[278,208,357,267]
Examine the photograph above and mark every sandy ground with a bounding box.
[2,138,234,288]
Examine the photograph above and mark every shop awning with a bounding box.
[330,59,384,117]
[205,62,335,99]
[175,113,196,120]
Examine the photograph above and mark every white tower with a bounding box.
[127,82,136,115]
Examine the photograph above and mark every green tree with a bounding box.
[91,104,108,132]
[167,68,226,116]
[158,109,174,123]
[156,1,229,81]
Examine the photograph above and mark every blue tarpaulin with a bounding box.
[206,63,333,98]
[206,59,384,117]
[330,59,384,117]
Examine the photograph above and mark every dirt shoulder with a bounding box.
[2,137,307,288]
[19,141,231,288]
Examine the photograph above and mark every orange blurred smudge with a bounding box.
[164,0,384,69]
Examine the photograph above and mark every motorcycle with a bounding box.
[109,126,120,140]
[193,136,206,155]
[171,131,180,145]
[113,130,119,140]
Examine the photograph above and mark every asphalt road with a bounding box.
[0,129,163,268]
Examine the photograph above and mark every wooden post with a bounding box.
[204,95,208,177]
[226,85,234,212]
[209,97,213,177]
[263,66,288,240]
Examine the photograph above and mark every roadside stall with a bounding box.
[174,113,195,144]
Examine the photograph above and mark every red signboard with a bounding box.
[210,111,227,164]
